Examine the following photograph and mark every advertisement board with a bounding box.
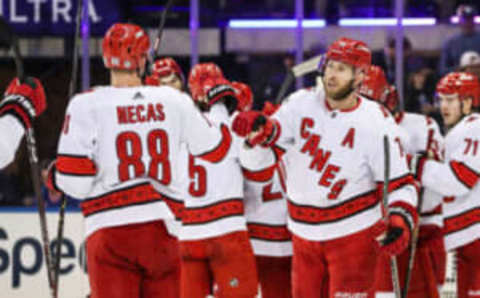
[0,208,89,298]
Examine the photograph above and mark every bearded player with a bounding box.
[232,37,418,297]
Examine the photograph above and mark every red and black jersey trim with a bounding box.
[196,124,231,163]
[450,161,480,189]
[247,223,291,242]
[421,205,442,218]
[0,103,32,129]
[56,154,97,176]
[444,207,480,235]
[288,190,379,225]
[162,195,184,220]
[80,183,162,217]
[182,198,244,225]
[376,174,418,196]
[242,164,277,182]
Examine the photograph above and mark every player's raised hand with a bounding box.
[0,77,47,129]
[232,111,279,147]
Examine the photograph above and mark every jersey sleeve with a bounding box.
[179,93,231,163]
[421,124,480,197]
[0,115,25,169]
[426,116,444,158]
[55,97,98,199]
[271,94,298,152]
[369,122,418,217]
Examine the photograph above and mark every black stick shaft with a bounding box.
[54,0,83,296]
[383,136,402,298]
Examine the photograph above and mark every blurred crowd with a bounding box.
[1,3,480,207]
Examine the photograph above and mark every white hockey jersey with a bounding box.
[420,113,480,250]
[243,157,292,257]
[0,115,24,169]
[55,86,231,238]
[242,87,418,241]
[396,111,445,228]
[179,104,246,241]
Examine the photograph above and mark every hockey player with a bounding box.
[0,77,46,169]
[360,66,446,297]
[232,37,419,297]
[233,81,293,298]
[179,73,258,298]
[145,57,185,90]
[48,23,232,298]
[413,72,480,298]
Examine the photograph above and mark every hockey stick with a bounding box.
[151,0,175,60]
[402,193,422,298]
[274,54,325,104]
[0,18,56,298]
[53,0,83,295]
[383,135,402,298]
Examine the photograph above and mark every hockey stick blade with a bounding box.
[274,54,324,105]
[292,54,324,78]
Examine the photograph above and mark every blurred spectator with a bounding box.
[439,4,480,75]
[40,159,79,208]
[261,53,296,108]
[459,50,480,79]
[404,68,438,115]
[0,169,24,206]
[372,36,427,85]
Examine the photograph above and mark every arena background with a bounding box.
[1,0,478,297]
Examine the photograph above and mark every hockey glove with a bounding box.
[232,111,279,147]
[377,202,418,256]
[0,77,46,129]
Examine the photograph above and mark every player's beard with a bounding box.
[326,78,356,101]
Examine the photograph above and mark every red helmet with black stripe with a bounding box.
[231,81,253,112]
[326,37,371,72]
[102,23,150,71]
[436,72,480,109]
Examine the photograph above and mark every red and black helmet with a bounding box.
[102,23,150,70]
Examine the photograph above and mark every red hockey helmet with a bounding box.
[231,81,253,112]
[359,65,389,102]
[326,37,371,72]
[188,63,224,101]
[436,72,480,109]
[384,85,399,113]
[151,57,185,83]
[102,23,150,71]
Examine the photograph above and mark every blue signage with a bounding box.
[0,0,122,36]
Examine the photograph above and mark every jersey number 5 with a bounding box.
[188,155,207,197]
[116,129,171,184]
